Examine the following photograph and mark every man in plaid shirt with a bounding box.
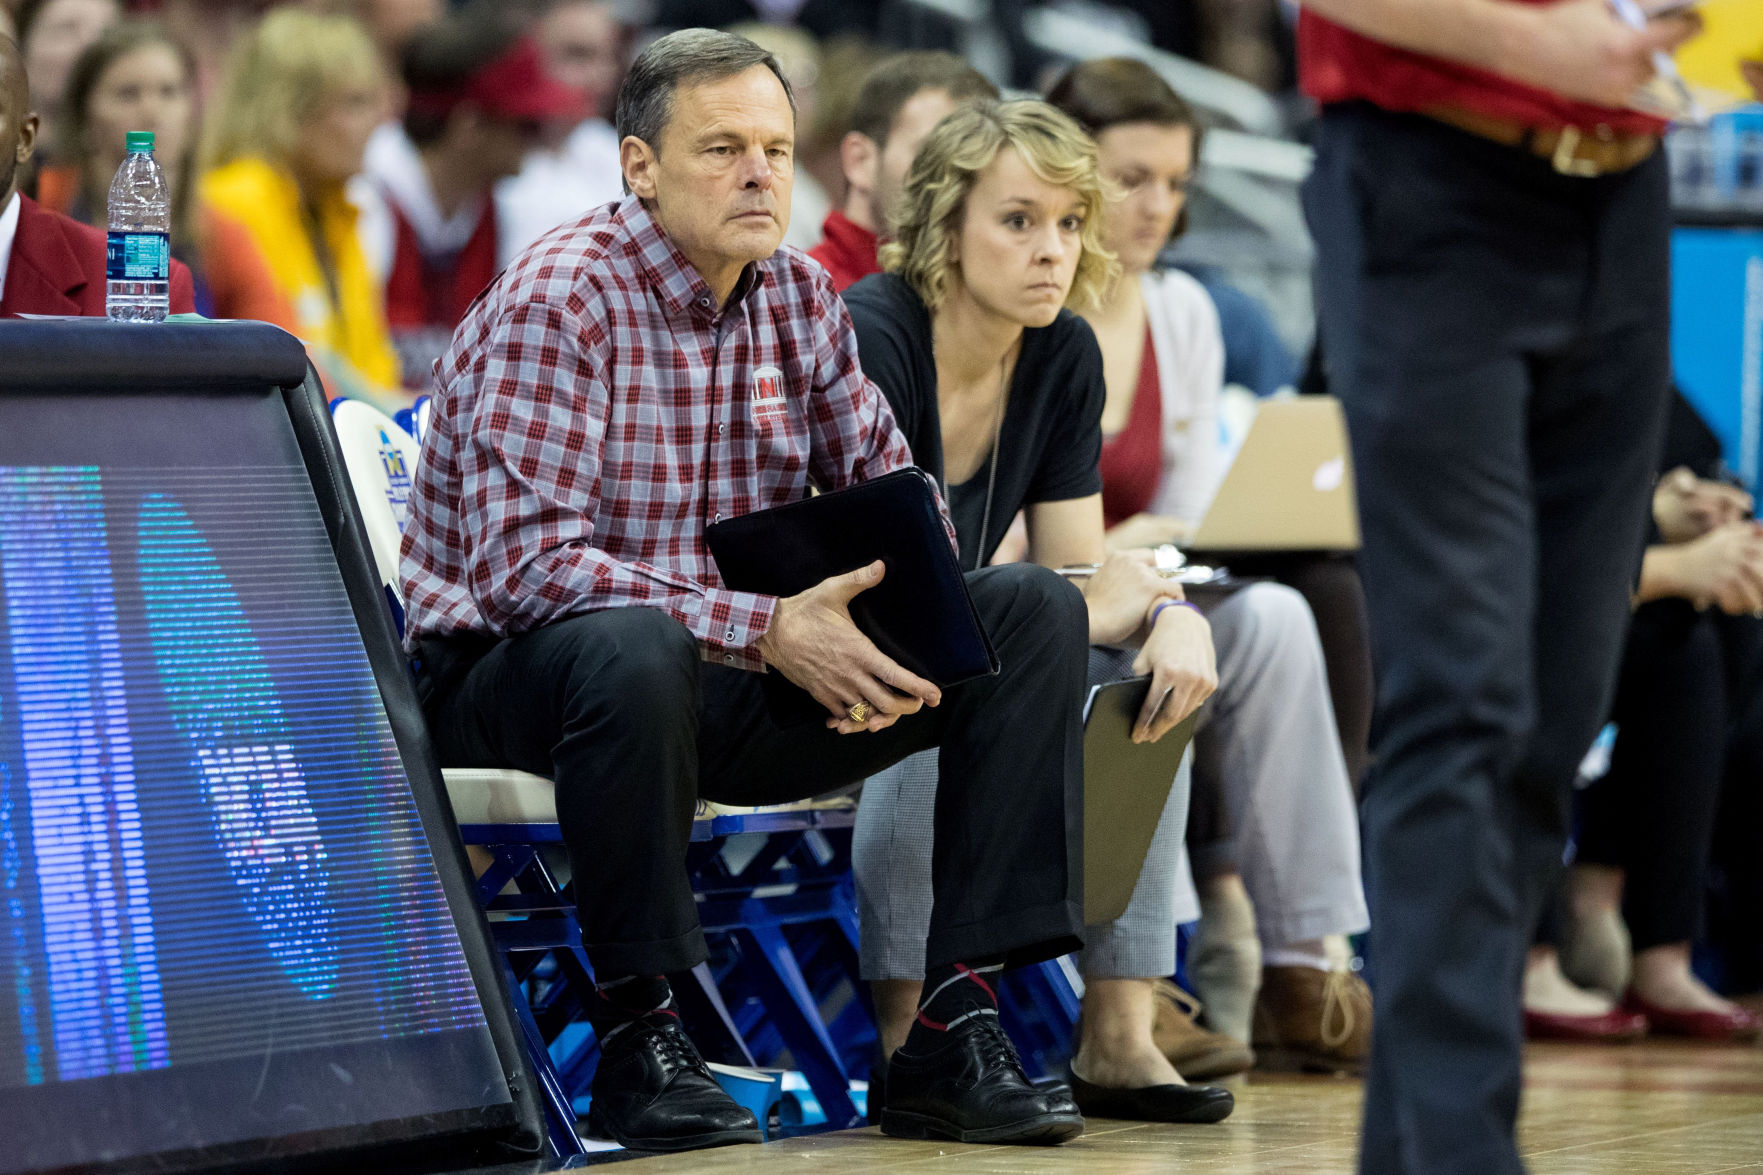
[403,29,1092,1153]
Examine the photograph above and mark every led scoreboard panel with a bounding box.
[0,323,535,1174]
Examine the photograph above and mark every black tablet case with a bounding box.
[705,468,999,722]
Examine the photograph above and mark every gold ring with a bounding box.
[847,701,873,723]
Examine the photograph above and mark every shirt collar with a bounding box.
[616,195,768,319]
[0,191,21,304]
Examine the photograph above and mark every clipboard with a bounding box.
[1082,676,1200,926]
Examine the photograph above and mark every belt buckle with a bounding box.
[1551,126,1602,177]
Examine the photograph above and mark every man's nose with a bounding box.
[738,147,774,190]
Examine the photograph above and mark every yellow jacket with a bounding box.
[198,157,400,395]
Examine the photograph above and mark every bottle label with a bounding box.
[106,232,170,281]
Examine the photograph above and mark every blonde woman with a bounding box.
[846,100,1241,1129]
[196,9,399,402]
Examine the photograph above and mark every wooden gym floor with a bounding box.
[608,1033,1763,1173]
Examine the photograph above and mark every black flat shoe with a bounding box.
[584,1012,764,1152]
[881,1013,1085,1145]
[1068,1069,1235,1124]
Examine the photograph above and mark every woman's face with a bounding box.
[23,0,119,110]
[952,145,1086,330]
[291,78,382,190]
[86,43,193,183]
[1095,121,1194,276]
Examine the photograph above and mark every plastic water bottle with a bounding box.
[106,131,171,323]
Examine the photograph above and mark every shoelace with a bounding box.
[1319,967,1360,1050]
[1157,979,1205,1024]
[640,1018,710,1079]
[972,1014,1029,1080]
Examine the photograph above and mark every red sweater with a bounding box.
[1,194,196,318]
[806,210,881,292]
[1299,2,1664,135]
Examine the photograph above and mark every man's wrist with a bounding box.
[1149,598,1202,630]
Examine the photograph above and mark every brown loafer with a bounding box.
[1150,978,1256,1080]
[1252,965,1373,1075]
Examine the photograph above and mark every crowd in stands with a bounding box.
[3,0,1762,1155]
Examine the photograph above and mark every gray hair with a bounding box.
[614,27,795,183]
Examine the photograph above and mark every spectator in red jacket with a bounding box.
[2,32,194,317]
[806,50,993,291]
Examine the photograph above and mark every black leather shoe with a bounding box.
[584,1012,763,1152]
[881,1014,1085,1144]
[1068,1069,1235,1124]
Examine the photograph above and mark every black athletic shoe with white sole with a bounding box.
[881,1011,1085,1145]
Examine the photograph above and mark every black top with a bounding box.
[844,272,1106,568]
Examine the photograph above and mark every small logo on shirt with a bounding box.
[751,365,788,421]
[1313,456,1345,493]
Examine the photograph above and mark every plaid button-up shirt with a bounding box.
[400,196,931,671]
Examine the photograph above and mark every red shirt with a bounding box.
[401,196,938,668]
[1299,3,1664,135]
[806,210,881,292]
[1098,327,1163,530]
[383,197,500,387]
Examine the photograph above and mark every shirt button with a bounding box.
[724,654,735,664]
[718,423,725,435]
[714,512,722,522]
[726,628,736,640]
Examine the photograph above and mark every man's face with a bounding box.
[623,64,794,292]
[0,43,40,204]
[871,87,958,233]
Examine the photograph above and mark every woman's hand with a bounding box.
[1744,60,1763,102]
[1084,549,1176,645]
[1104,512,1193,553]
[1130,602,1218,742]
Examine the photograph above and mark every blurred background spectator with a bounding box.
[358,4,585,387]
[495,0,629,264]
[14,0,120,186]
[197,7,398,403]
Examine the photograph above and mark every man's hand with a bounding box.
[1505,0,1701,108]
[1084,549,1178,646]
[1654,466,1753,543]
[1131,603,1218,743]
[754,560,942,734]
[1659,520,1763,613]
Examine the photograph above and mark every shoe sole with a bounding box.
[880,1108,1084,1145]
[583,1107,764,1152]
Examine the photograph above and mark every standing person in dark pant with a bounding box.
[1294,0,1702,1171]
[402,28,1091,1154]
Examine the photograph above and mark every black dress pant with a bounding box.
[1578,602,1763,951]
[1306,104,1671,1175]
[417,562,1090,980]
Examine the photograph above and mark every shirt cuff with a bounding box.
[687,587,778,672]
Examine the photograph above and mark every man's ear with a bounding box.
[839,130,877,197]
[621,134,658,200]
[16,112,38,166]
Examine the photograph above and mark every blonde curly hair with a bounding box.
[879,99,1118,313]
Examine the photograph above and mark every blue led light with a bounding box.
[0,468,168,1082]
[135,495,339,999]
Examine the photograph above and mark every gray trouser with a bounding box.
[852,581,1367,980]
